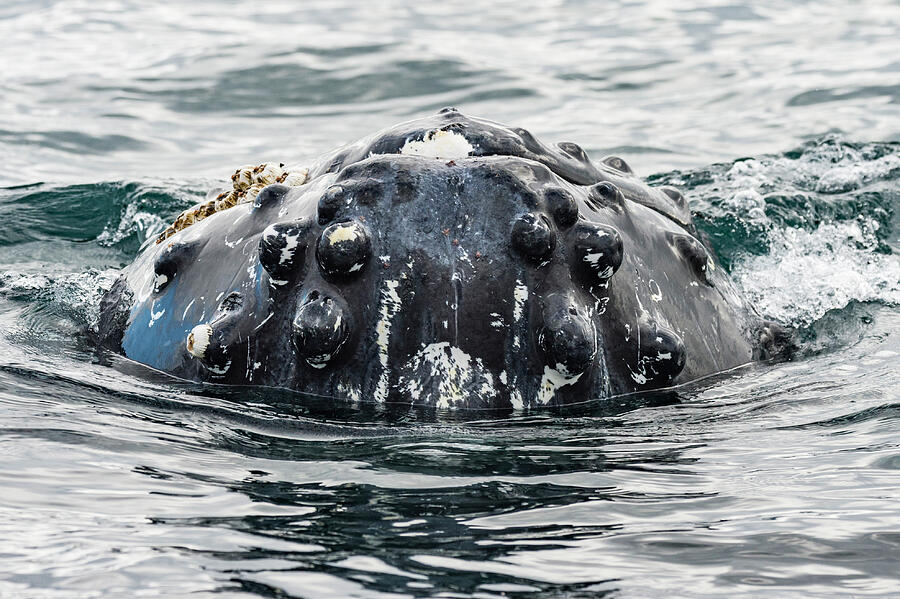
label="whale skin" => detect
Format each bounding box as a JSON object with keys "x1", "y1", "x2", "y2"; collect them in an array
[{"x1": 95, "y1": 109, "x2": 791, "y2": 410}]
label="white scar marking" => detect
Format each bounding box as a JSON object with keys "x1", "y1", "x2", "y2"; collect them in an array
[
  {"x1": 181, "y1": 298, "x2": 196, "y2": 320},
  {"x1": 328, "y1": 225, "x2": 359, "y2": 245},
  {"x1": 400, "y1": 130, "x2": 474, "y2": 159},
  {"x1": 537, "y1": 366, "x2": 583, "y2": 405},
  {"x1": 649, "y1": 279, "x2": 662, "y2": 302},
  {"x1": 148, "y1": 303, "x2": 165, "y2": 328},
  {"x1": 401, "y1": 342, "x2": 496, "y2": 409},
  {"x1": 253, "y1": 312, "x2": 274, "y2": 332},
  {"x1": 513, "y1": 281, "x2": 528, "y2": 349},
  {"x1": 374, "y1": 280, "x2": 402, "y2": 402}
]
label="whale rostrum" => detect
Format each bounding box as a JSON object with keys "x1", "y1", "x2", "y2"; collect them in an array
[{"x1": 95, "y1": 110, "x2": 792, "y2": 409}]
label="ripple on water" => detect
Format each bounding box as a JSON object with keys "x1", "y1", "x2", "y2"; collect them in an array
[{"x1": 0, "y1": 0, "x2": 899, "y2": 597}]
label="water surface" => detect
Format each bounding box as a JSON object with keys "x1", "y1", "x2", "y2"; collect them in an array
[{"x1": 1, "y1": 1, "x2": 899, "y2": 597}]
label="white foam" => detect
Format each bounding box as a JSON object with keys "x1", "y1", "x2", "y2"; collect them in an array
[{"x1": 733, "y1": 220, "x2": 900, "y2": 327}]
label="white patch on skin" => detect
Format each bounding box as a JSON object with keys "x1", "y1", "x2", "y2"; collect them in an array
[
  {"x1": 253, "y1": 312, "x2": 274, "y2": 332},
  {"x1": 400, "y1": 130, "x2": 474, "y2": 159},
  {"x1": 337, "y1": 381, "x2": 361, "y2": 402},
  {"x1": 187, "y1": 324, "x2": 213, "y2": 358},
  {"x1": 649, "y1": 279, "x2": 662, "y2": 302},
  {"x1": 583, "y1": 252, "x2": 604, "y2": 266},
  {"x1": 182, "y1": 298, "x2": 196, "y2": 320},
  {"x1": 280, "y1": 233, "x2": 299, "y2": 264},
  {"x1": 401, "y1": 342, "x2": 496, "y2": 409},
  {"x1": 328, "y1": 224, "x2": 359, "y2": 245},
  {"x1": 348, "y1": 262, "x2": 363, "y2": 272},
  {"x1": 457, "y1": 246, "x2": 472, "y2": 267},
  {"x1": 583, "y1": 248, "x2": 613, "y2": 279},
  {"x1": 148, "y1": 303, "x2": 165, "y2": 328},
  {"x1": 513, "y1": 282, "x2": 528, "y2": 320},
  {"x1": 153, "y1": 273, "x2": 168, "y2": 292},
  {"x1": 513, "y1": 281, "x2": 528, "y2": 349},
  {"x1": 630, "y1": 369, "x2": 647, "y2": 385},
  {"x1": 537, "y1": 366, "x2": 583, "y2": 405},
  {"x1": 374, "y1": 280, "x2": 402, "y2": 402},
  {"x1": 206, "y1": 360, "x2": 231, "y2": 375},
  {"x1": 259, "y1": 226, "x2": 300, "y2": 266},
  {"x1": 224, "y1": 236, "x2": 245, "y2": 248},
  {"x1": 511, "y1": 388, "x2": 524, "y2": 410}
]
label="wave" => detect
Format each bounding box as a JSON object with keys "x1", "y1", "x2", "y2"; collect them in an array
[
  {"x1": 651, "y1": 136, "x2": 900, "y2": 333},
  {"x1": 0, "y1": 180, "x2": 205, "y2": 258}
]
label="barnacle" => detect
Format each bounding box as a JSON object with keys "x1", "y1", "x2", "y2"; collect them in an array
[{"x1": 155, "y1": 163, "x2": 309, "y2": 243}]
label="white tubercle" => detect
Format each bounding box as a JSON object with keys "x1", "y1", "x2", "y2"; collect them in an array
[
  {"x1": 400, "y1": 130, "x2": 474, "y2": 159},
  {"x1": 187, "y1": 324, "x2": 213, "y2": 358}
]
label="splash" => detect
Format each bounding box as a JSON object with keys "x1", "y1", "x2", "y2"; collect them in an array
[
  {"x1": 0, "y1": 268, "x2": 119, "y2": 327},
  {"x1": 733, "y1": 220, "x2": 900, "y2": 327},
  {"x1": 653, "y1": 136, "x2": 900, "y2": 329}
]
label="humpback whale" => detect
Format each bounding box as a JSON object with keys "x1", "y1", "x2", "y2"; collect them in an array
[{"x1": 95, "y1": 109, "x2": 791, "y2": 409}]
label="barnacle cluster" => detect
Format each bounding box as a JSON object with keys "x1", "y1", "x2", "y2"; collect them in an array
[{"x1": 155, "y1": 162, "x2": 309, "y2": 243}]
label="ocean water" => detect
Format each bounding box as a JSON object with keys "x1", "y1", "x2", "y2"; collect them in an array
[{"x1": 1, "y1": 1, "x2": 899, "y2": 597}]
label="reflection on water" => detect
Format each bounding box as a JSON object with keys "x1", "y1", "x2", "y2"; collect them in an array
[
  {"x1": 1, "y1": 309, "x2": 898, "y2": 597},
  {"x1": 1, "y1": 0, "x2": 900, "y2": 597}
]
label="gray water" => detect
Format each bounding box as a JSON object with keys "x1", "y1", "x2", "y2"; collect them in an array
[{"x1": 1, "y1": 1, "x2": 900, "y2": 597}]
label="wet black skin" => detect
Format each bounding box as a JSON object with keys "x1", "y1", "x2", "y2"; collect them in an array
[{"x1": 95, "y1": 110, "x2": 791, "y2": 409}]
